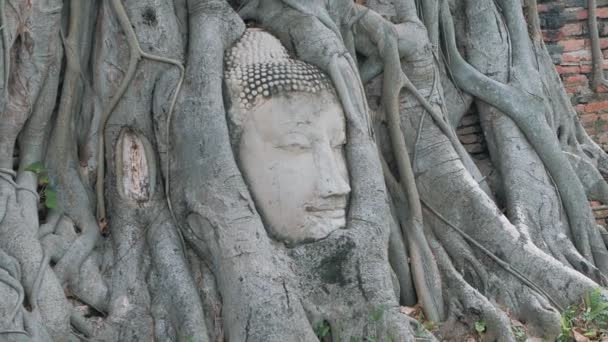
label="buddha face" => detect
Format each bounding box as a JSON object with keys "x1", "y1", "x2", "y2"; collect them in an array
[{"x1": 237, "y1": 90, "x2": 351, "y2": 243}]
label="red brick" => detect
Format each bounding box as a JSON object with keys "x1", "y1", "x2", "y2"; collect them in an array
[
  {"x1": 580, "y1": 60, "x2": 608, "y2": 73},
  {"x1": 565, "y1": 86, "x2": 579, "y2": 94},
  {"x1": 577, "y1": 9, "x2": 588, "y2": 19},
  {"x1": 543, "y1": 30, "x2": 561, "y2": 42},
  {"x1": 585, "y1": 100, "x2": 608, "y2": 112},
  {"x1": 559, "y1": 39, "x2": 586, "y2": 52},
  {"x1": 464, "y1": 143, "x2": 486, "y2": 154},
  {"x1": 560, "y1": 23, "x2": 584, "y2": 37},
  {"x1": 575, "y1": 104, "x2": 586, "y2": 112},
  {"x1": 459, "y1": 134, "x2": 481, "y2": 145},
  {"x1": 598, "y1": 132, "x2": 608, "y2": 144},
  {"x1": 580, "y1": 113, "x2": 600, "y2": 124},
  {"x1": 457, "y1": 125, "x2": 482, "y2": 135},
  {"x1": 459, "y1": 114, "x2": 479, "y2": 127},
  {"x1": 564, "y1": 74, "x2": 589, "y2": 86},
  {"x1": 576, "y1": 8, "x2": 608, "y2": 20},
  {"x1": 596, "y1": 84, "x2": 608, "y2": 93},
  {"x1": 594, "y1": 7, "x2": 608, "y2": 18},
  {"x1": 585, "y1": 126, "x2": 598, "y2": 135},
  {"x1": 595, "y1": 209, "x2": 608, "y2": 219},
  {"x1": 537, "y1": 3, "x2": 552, "y2": 13},
  {"x1": 556, "y1": 65, "x2": 581, "y2": 74},
  {"x1": 562, "y1": 50, "x2": 592, "y2": 63}
]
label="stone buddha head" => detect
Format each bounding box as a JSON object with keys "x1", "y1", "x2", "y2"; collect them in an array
[{"x1": 224, "y1": 29, "x2": 351, "y2": 244}]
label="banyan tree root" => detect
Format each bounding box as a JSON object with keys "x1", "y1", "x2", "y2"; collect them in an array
[
  {"x1": 2, "y1": 0, "x2": 608, "y2": 340},
  {"x1": 587, "y1": 0, "x2": 608, "y2": 89},
  {"x1": 439, "y1": 0, "x2": 608, "y2": 275}
]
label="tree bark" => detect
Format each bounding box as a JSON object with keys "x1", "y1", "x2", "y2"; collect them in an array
[{"x1": 0, "y1": 0, "x2": 607, "y2": 341}]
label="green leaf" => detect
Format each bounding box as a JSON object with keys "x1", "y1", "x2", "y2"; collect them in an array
[
  {"x1": 315, "y1": 321, "x2": 330, "y2": 338},
  {"x1": 475, "y1": 320, "x2": 486, "y2": 334},
  {"x1": 424, "y1": 320, "x2": 438, "y2": 332},
  {"x1": 369, "y1": 305, "x2": 386, "y2": 322},
  {"x1": 584, "y1": 330, "x2": 597, "y2": 338},
  {"x1": 25, "y1": 161, "x2": 45, "y2": 174},
  {"x1": 38, "y1": 173, "x2": 50, "y2": 186},
  {"x1": 44, "y1": 188, "x2": 57, "y2": 209}
]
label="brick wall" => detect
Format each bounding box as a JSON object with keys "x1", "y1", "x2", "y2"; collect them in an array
[{"x1": 540, "y1": 0, "x2": 608, "y2": 150}]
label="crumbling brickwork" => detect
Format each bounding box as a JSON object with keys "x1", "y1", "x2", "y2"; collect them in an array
[{"x1": 540, "y1": 0, "x2": 608, "y2": 150}]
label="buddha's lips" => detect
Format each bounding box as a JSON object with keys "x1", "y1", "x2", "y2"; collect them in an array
[
  {"x1": 311, "y1": 210, "x2": 344, "y2": 220},
  {"x1": 305, "y1": 201, "x2": 347, "y2": 214},
  {"x1": 306, "y1": 205, "x2": 346, "y2": 219}
]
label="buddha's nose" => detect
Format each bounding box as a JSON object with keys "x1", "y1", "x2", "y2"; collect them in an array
[{"x1": 316, "y1": 144, "x2": 351, "y2": 198}]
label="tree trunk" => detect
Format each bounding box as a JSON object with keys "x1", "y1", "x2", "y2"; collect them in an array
[{"x1": 0, "y1": 0, "x2": 607, "y2": 341}]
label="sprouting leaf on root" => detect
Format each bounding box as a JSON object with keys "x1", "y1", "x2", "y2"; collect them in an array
[
  {"x1": 423, "y1": 320, "x2": 438, "y2": 332},
  {"x1": 38, "y1": 173, "x2": 50, "y2": 186},
  {"x1": 475, "y1": 320, "x2": 486, "y2": 334},
  {"x1": 510, "y1": 321, "x2": 526, "y2": 342},
  {"x1": 25, "y1": 161, "x2": 45, "y2": 174},
  {"x1": 44, "y1": 188, "x2": 57, "y2": 209},
  {"x1": 370, "y1": 305, "x2": 387, "y2": 322},
  {"x1": 315, "y1": 321, "x2": 330, "y2": 338},
  {"x1": 585, "y1": 288, "x2": 608, "y2": 322}
]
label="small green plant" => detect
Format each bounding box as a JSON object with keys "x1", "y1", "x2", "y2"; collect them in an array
[
  {"x1": 474, "y1": 320, "x2": 486, "y2": 335},
  {"x1": 422, "y1": 320, "x2": 438, "y2": 332},
  {"x1": 315, "y1": 320, "x2": 331, "y2": 339},
  {"x1": 414, "y1": 320, "x2": 425, "y2": 338},
  {"x1": 25, "y1": 161, "x2": 57, "y2": 209},
  {"x1": 557, "y1": 288, "x2": 608, "y2": 341},
  {"x1": 511, "y1": 324, "x2": 526, "y2": 342},
  {"x1": 369, "y1": 305, "x2": 387, "y2": 322},
  {"x1": 584, "y1": 287, "x2": 608, "y2": 322}
]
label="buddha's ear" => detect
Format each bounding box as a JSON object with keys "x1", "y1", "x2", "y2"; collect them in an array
[{"x1": 222, "y1": 80, "x2": 246, "y2": 148}]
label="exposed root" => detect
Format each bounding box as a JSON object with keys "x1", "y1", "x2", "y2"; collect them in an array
[
  {"x1": 432, "y1": 239, "x2": 514, "y2": 342},
  {"x1": 587, "y1": 0, "x2": 608, "y2": 89},
  {"x1": 439, "y1": 0, "x2": 608, "y2": 274},
  {"x1": 0, "y1": 0, "x2": 9, "y2": 99},
  {"x1": 98, "y1": 0, "x2": 185, "y2": 225},
  {"x1": 421, "y1": 196, "x2": 562, "y2": 311},
  {"x1": 0, "y1": 249, "x2": 24, "y2": 325},
  {"x1": 355, "y1": 6, "x2": 444, "y2": 322},
  {"x1": 30, "y1": 251, "x2": 49, "y2": 311},
  {"x1": 380, "y1": 153, "x2": 444, "y2": 322}
]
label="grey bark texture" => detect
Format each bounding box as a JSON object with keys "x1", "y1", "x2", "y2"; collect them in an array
[{"x1": 0, "y1": 0, "x2": 607, "y2": 341}]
